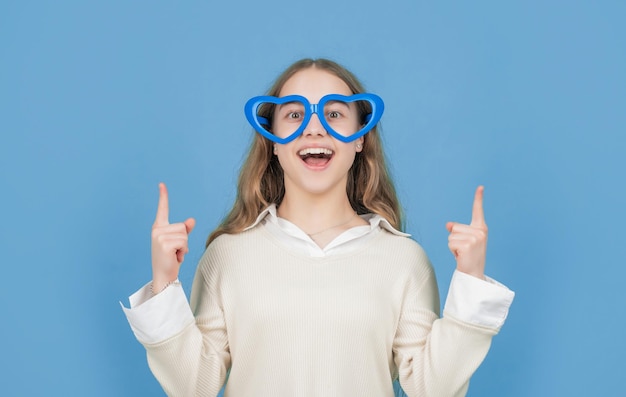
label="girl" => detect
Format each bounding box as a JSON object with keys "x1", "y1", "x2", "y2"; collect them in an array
[{"x1": 123, "y1": 58, "x2": 514, "y2": 397}]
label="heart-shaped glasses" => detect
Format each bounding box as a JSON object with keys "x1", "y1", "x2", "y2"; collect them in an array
[{"x1": 244, "y1": 93, "x2": 384, "y2": 144}]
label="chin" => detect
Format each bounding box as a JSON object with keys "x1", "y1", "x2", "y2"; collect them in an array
[{"x1": 305, "y1": 179, "x2": 350, "y2": 197}]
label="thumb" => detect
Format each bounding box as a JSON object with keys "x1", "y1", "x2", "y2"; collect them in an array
[
  {"x1": 446, "y1": 222, "x2": 456, "y2": 233},
  {"x1": 184, "y1": 218, "x2": 196, "y2": 235}
]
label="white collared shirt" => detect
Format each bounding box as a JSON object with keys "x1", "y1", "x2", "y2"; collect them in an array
[{"x1": 244, "y1": 204, "x2": 410, "y2": 257}]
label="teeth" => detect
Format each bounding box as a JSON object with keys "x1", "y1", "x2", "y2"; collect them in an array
[{"x1": 298, "y1": 148, "x2": 333, "y2": 156}]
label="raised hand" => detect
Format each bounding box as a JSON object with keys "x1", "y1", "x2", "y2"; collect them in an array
[
  {"x1": 446, "y1": 186, "x2": 488, "y2": 280},
  {"x1": 151, "y1": 183, "x2": 195, "y2": 293}
]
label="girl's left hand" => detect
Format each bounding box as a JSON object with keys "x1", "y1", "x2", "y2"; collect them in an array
[{"x1": 446, "y1": 186, "x2": 488, "y2": 280}]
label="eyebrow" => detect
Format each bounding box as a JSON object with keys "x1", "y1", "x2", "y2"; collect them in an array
[
  {"x1": 277, "y1": 101, "x2": 303, "y2": 108},
  {"x1": 324, "y1": 100, "x2": 350, "y2": 107}
]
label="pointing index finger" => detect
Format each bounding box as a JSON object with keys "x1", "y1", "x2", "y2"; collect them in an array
[
  {"x1": 155, "y1": 182, "x2": 169, "y2": 226},
  {"x1": 471, "y1": 185, "x2": 486, "y2": 227}
]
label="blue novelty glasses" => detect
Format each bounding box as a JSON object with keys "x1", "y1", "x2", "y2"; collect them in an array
[{"x1": 244, "y1": 93, "x2": 384, "y2": 144}]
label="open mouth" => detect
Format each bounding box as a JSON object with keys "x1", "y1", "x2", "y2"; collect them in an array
[{"x1": 298, "y1": 147, "x2": 334, "y2": 167}]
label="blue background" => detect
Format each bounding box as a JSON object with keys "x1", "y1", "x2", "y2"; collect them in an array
[{"x1": 2, "y1": 1, "x2": 625, "y2": 396}]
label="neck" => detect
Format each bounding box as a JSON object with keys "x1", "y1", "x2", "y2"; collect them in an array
[{"x1": 277, "y1": 191, "x2": 359, "y2": 236}]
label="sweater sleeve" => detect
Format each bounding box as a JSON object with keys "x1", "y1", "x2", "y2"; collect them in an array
[
  {"x1": 393, "y1": 252, "x2": 513, "y2": 397},
  {"x1": 140, "y1": 254, "x2": 230, "y2": 397}
]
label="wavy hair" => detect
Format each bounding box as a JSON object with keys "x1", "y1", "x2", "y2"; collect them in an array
[{"x1": 206, "y1": 58, "x2": 403, "y2": 246}]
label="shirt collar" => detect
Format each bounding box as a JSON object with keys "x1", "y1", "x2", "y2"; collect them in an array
[{"x1": 244, "y1": 203, "x2": 410, "y2": 237}]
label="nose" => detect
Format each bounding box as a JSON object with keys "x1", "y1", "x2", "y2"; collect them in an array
[{"x1": 304, "y1": 111, "x2": 327, "y2": 137}]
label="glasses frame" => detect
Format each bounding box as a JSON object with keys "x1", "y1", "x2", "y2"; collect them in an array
[{"x1": 244, "y1": 93, "x2": 384, "y2": 144}]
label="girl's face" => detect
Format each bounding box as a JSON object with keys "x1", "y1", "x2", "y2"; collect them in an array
[{"x1": 273, "y1": 67, "x2": 363, "y2": 199}]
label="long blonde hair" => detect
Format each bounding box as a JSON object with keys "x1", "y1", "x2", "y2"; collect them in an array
[{"x1": 206, "y1": 58, "x2": 403, "y2": 246}]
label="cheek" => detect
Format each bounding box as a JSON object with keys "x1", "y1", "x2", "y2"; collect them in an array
[
  {"x1": 272, "y1": 116, "x2": 305, "y2": 139},
  {"x1": 274, "y1": 145, "x2": 294, "y2": 165},
  {"x1": 337, "y1": 146, "x2": 358, "y2": 165}
]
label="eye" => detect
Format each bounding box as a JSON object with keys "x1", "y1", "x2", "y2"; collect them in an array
[
  {"x1": 327, "y1": 110, "x2": 341, "y2": 119},
  {"x1": 288, "y1": 112, "x2": 303, "y2": 119},
  {"x1": 324, "y1": 101, "x2": 350, "y2": 120}
]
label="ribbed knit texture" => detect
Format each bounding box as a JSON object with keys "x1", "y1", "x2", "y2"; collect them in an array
[{"x1": 143, "y1": 225, "x2": 498, "y2": 397}]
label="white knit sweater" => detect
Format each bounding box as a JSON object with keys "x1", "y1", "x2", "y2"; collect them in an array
[{"x1": 134, "y1": 224, "x2": 510, "y2": 397}]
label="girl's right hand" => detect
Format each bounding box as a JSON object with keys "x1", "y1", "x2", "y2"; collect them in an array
[{"x1": 151, "y1": 183, "x2": 195, "y2": 293}]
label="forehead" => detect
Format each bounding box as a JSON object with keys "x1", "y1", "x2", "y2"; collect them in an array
[{"x1": 278, "y1": 68, "x2": 352, "y2": 103}]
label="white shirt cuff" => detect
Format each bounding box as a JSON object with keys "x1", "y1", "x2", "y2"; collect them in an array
[
  {"x1": 443, "y1": 270, "x2": 515, "y2": 330},
  {"x1": 120, "y1": 281, "x2": 195, "y2": 345}
]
